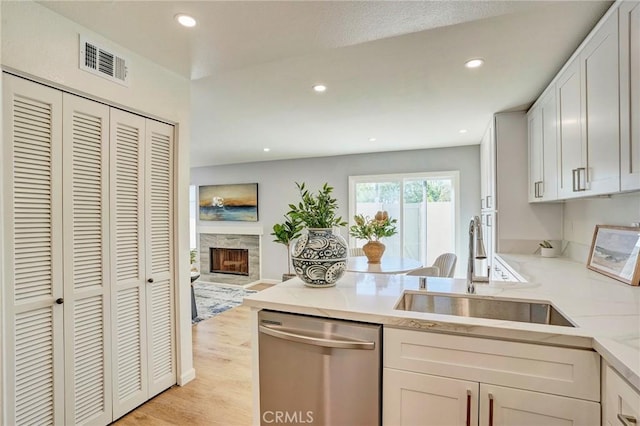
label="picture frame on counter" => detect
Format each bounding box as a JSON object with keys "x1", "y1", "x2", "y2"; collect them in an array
[{"x1": 587, "y1": 225, "x2": 640, "y2": 286}]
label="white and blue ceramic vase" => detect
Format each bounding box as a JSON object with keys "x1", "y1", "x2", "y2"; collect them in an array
[{"x1": 291, "y1": 228, "x2": 348, "y2": 287}]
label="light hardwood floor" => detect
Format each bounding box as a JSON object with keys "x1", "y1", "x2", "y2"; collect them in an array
[{"x1": 114, "y1": 283, "x2": 272, "y2": 425}]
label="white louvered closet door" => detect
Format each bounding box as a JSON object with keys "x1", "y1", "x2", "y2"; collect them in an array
[
  {"x1": 2, "y1": 74, "x2": 65, "y2": 425},
  {"x1": 62, "y1": 94, "x2": 112, "y2": 426},
  {"x1": 109, "y1": 109, "x2": 149, "y2": 419},
  {"x1": 144, "y1": 120, "x2": 176, "y2": 397}
]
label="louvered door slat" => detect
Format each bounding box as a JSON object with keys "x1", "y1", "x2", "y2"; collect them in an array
[
  {"x1": 116, "y1": 287, "x2": 143, "y2": 401},
  {"x1": 3, "y1": 74, "x2": 64, "y2": 426},
  {"x1": 110, "y1": 109, "x2": 148, "y2": 420},
  {"x1": 13, "y1": 90, "x2": 54, "y2": 303},
  {"x1": 14, "y1": 307, "x2": 56, "y2": 425},
  {"x1": 145, "y1": 120, "x2": 176, "y2": 397},
  {"x1": 62, "y1": 93, "x2": 112, "y2": 426}
]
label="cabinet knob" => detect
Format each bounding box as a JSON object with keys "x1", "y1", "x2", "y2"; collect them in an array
[
  {"x1": 55, "y1": 298, "x2": 64, "y2": 305},
  {"x1": 147, "y1": 278, "x2": 154, "y2": 283}
]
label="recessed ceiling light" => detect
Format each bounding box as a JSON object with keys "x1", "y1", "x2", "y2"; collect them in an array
[
  {"x1": 459, "y1": 129, "x2": 468, "y2": 134},
  {"x1": 263, "y1": 148, "x2": 271, "y2": 152},
  {"x1": 312, "y1": 84, "x2": 327, "y2": 93},
  {"x1": 175, "y1": 14, "x2": 197, "y2": 28},
  {"x1": 464, "y1": 58, "x2": 484, "y2": 69},
  {"x1": 369, "y1": 137, "x2": 377, "y2": 142}
]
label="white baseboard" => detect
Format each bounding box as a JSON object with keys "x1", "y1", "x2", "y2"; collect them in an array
[{"x1": 178, "y1": 368, "x2": 196, "y2": 386}]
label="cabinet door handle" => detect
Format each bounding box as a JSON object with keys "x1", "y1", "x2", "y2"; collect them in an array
[
  {"x1": 55, "y1": 298, "x2": 64, "y2": 305},
  {"x1": 618, "y1": 414, "x2": 637, "y2": 426},
  {"x1": 486, "y1": 195, "x2": 492, "y2": 209},
  {"x1": 481, "y1": 198, "x2": 485, "y2": 209},
  {"x1": 538, "y1": 181, "x2": 544, "y2": 198},
  {"x1": 572, "y1": 169, "x2": 578, "y2": 192},
  {"x1": 147, "y1": 278, "x2": 154, "y2": 283},
  {"x1": 577, "y1": 167, "x2": 586, "y2": 191},
  {"x1": 488, "y1": 393, "x2": 494, "y2": 426},
  {"x1": 487, "y1": 215, "x2": 492, "y2": 227},
  {"x1": 466, "y1": 390, "x2": 472, "y2": 426}
]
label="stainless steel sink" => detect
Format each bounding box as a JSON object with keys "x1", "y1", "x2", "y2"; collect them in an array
[{"x1": 395, "y1": 291, "x2": 574, "y2": 327}]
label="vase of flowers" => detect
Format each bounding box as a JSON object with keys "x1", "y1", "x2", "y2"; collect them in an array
[
  {"x1": 349, "y1": 211, "x2": 398, "y2": 264},
  {"x1": 288, "y1": 182, "x2": 348, "y2": 287}
]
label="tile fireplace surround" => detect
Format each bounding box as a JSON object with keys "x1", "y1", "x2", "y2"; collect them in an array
[{"x1": 199, "y1": 233, "x2": 260, "y2": 285}]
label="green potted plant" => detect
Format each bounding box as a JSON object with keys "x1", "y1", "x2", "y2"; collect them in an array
[
  {"x1": 190, "y1": 248, "x2": 199, "y2": 272},
  {"x1": 271, "y1": 215, "x2": 303, "y2": 281},
  {"x1": 287, "y1": 182, "x2": 348, "y2": 287},
  {"x1": 349, "y1": 211, "x2": 398, "y2": 263}
]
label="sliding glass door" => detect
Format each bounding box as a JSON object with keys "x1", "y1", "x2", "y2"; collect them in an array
[{"x1": 349, "y1": 172, "x2": 458, "y2": 267}]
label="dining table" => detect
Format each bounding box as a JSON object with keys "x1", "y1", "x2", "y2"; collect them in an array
[{"x1": 346, "y1": 256, "x2": 422, "y2": 274}]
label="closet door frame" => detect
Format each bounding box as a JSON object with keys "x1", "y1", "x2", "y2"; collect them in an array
[{"x1": 1, "y1": 72, "x2": 182, "y2": 424}]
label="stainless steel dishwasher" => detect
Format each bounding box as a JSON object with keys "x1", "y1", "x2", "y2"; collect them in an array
[{"x1": 258, "y1": 310, "x2": 381, "y2": 426}]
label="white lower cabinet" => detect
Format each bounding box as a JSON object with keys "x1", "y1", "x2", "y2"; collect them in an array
[
  {"x1": 603, "y1": 364, "x2": 640, "y2": 426},
  {"x1": 384, "y1": 369, "x2": 478, "y2": 426},
  {"x1": 479, "y1": 384, "x2": 599, "y2": 426},
  {"x1": 383, "y1": 328, "x2": 601, "y2": 426}
]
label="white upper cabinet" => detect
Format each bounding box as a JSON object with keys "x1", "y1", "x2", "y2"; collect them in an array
[
  {"x1": 528, "y1": 105, "x2": 543, "y2": 202},
  {"x1": 557, "y1": 7, "x2": 620, "y2": 199},
  {"x1": 581, "y1": 11, "x2": 620, "y2": 195},
  {"x1": 545, "y1": 7, "x2": 624, "y2": 200},
  {"x1": 528, "y1": 86, "x2": 558, "y2": 202},
  {"x1": 557, "y1": 56, "x2": 583, "y2": 199},
  {"x1": 480, "y1": 123, "x2": 495, "y2": 210},
  {"x1": 620, "y1": 1, "x2": 640, "y2": 191}
]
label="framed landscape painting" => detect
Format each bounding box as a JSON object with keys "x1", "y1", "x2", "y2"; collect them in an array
[
  {"x1": 199, "y1": 183, "x2": 258, "y2": 222},
  {"x1": 587, "y1": 225, "x2": 640, "y2": 286}
]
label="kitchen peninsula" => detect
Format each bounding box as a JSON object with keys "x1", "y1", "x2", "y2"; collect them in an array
[{"x1": 244, "y1": 254, "x2": 640, "y2": 425}]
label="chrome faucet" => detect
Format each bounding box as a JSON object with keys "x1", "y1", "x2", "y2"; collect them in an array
[{"x1": 467, "y1": 216, "x2": 489, "y2": 293}]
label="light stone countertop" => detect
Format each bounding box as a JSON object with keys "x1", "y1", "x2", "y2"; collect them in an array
[{"x1": 244, "y1": 254, "x2": 640, "y2": 390}]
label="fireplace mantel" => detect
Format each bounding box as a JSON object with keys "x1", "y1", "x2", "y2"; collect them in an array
[{"x1": 197, "y1": 224, "x2": 264, "y2": 236}]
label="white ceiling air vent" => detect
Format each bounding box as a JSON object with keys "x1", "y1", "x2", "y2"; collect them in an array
[{"x1": 79, "y1": 35, "x2": 129, "y2": 86}]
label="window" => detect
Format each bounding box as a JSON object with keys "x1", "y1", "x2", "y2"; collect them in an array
[{"x1": 348, "y1": 172, "x2": 459, "y2": 268}]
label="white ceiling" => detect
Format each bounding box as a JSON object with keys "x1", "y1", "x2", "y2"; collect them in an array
[{"x1": 40, "y1": 1, "x2": 612, "y2": 167}]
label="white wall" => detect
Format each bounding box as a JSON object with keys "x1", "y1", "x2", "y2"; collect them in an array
[
  {"x1": 191, "y1": 145, "x2": 480, "y2": 280},
  {"x1": 563, "y1": 192, "x2": 640, "y2": 262},
  {"x1": 0, "y1": 0, "x2": 194, "y2": 391}
]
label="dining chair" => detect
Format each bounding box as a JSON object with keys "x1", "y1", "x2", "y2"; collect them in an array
[
  {"x1": 406, "y1": 266, "x2": 440, "y2": 277},
  {"x1": 432, "y1": 253, "x2": 457, "y2": 277},
  {"x1": 349, "y1": 247, "x2": 364, "y2": 257}
]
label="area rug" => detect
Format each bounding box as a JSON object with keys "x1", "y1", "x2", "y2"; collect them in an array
[{"x1": 192, "y1": 281, "x2": 257, "y2": 323}]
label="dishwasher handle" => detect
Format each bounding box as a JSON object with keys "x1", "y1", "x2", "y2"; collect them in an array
[{"x1": 259, "y1": 324, "x2": 376, "y2": 350}]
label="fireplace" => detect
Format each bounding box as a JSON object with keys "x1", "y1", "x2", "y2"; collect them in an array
[
  {"x1": 200, "y1": 233, "x2": 260, "y2": 285},
  {"x1": 210, "y1": 247, "x2": 249, "y2": 276}
]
